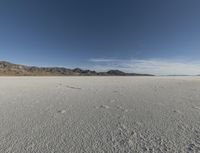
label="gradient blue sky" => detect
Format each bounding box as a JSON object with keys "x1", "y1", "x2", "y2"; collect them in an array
[{"x1": 1, "y1": 0, "x2": 200, "y2": 75}]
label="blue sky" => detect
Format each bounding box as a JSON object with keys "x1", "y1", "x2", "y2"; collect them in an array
[{"x1": 0, "y1": 0, "x2": 200, "y2": 75}]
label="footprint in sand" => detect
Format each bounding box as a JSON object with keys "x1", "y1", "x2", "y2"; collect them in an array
[
  {"x1": 192, "y1": 106, "x2": 200, "y2": 110},
  {"x1": 173, "y1": 109, "x2": 182, "y2": 114},
  {"x1": 57, "y1": 109, "x2": 67, "y2": 114},
  {"x1": 187, "y1": 143, "x2": 196, "y2": 152},
  {"x1": 99, "y1": 105, "x2": 110, "y2": 109},
  {"x1": 66, "y1": 85, "x2": 82, "y2": 90},
  {"x1": 95, "y1": 105, "x2": 110, "y2": 109}
]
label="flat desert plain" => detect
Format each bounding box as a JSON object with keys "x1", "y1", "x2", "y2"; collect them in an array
[{"x1": 0, "y1": 77, "x2": 200, "y2": 153}]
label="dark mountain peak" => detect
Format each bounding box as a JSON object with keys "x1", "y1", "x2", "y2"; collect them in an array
[
  {"x1": 107, "y1": 70, "x2": 126, "y2": 75},
  {"x1": 73, "y1": 68, "x2": 82, "y2": 73}
]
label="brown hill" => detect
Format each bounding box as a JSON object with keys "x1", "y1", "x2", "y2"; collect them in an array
[{"x1": 0, "y1": 61, "x2": 154, "y2": 76}]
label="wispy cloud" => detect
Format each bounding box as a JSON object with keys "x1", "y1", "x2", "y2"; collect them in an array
[
  {"x1": 88, "y1": 58, "x2": 200, "y2": 75},
  {"x1": 89, "y1": 58, "x2": 122, "y2": 62}
]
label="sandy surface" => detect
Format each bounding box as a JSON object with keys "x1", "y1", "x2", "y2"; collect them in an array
[{"x1": 0, "y1": 77, "x2": 200, "y2": 153}]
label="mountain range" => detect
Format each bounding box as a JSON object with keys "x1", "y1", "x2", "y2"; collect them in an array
[{"x1": 0, "y1": 61, "x2": 154, "y2": 76}]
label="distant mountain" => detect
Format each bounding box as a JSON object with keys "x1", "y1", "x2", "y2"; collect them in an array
[{"x1": 0, "y1": 61, "x2": 154, "y2": 76}]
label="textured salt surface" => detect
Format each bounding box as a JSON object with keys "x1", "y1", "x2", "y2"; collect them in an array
[{"x1": 0, "y1": 76, "x2": 200, "y2": 152}]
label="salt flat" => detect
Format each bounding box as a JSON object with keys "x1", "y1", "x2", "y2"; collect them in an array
[{"x1": 0, "y1": 77, "x2": 200, "y2": 153}]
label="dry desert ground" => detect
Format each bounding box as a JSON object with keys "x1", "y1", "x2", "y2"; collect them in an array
[{"x1": 0, "y1": 77, "x2": 200, "y2": 153}]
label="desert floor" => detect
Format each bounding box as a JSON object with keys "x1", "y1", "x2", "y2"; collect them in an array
[{"x1": 0, "y1": 77, "x2": 200, "y2": 153}]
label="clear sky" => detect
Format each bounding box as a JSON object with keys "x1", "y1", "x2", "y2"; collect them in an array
[{"x1": 1, "y1": 0, "x2": 200, "y2": 75}]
